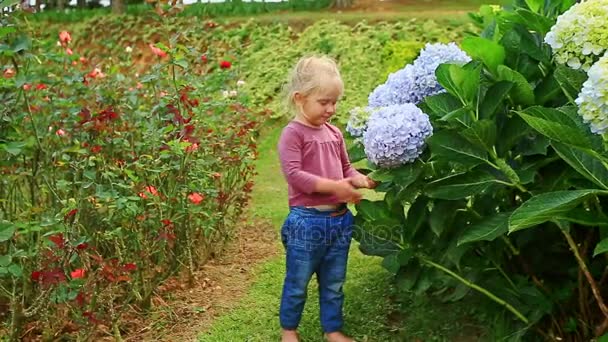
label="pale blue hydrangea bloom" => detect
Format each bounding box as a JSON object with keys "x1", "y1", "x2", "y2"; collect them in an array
[
  {"x1": 575, "y1": 54, "x2": 608, "y2": 134},
  {"x1": 545, "y1": 0, "x2": 608, "y2": 71},
  {"x1": 368, "y1": 42, "x2": 471, "y2": 107},
  {"x1": 363, "y1": 103, "x2": 433, "y2": 168},
  {"x1": 346, "y1": 106, "x2": 374, "y2": 138},
  {"x1": 413, "y1": 42, "x2": 472, "y2": 75}
]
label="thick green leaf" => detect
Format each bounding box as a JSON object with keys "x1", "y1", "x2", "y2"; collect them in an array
[
  {"x1": 11, "y1": 35, "x2": 31, "y2": 53},
  {"x1": 497, "y1": 65, "x2": 535, "y2": 105},
  {"x1": 534, "y1": 73, "x2": 563, "y2": 105},
  {"x1": 0, "y1": 0, "x2": 20, "y2": 7},
  {"x1": 552, "y1": 142, "x2": 608, "y2": 190},
  {"x1": 356, "y1": 199, "x2": 398, "y2": 224},
  {"x1": 425, "y1": 171, "x2": 501, "y2": 200},
  {"x1": 404, "y1": 196, "x2": 429, "y2": 241},
  {"x1": 458, "y1": 212, "x2": 510, "y2": 245},
  {"x1": 381, "y1": 253, "x2": 401, "y2": 274},
  {"x1": 516, "y1": 106, "x2": 591, "y2": 148},
  {"x1": 0, "y1": 255, "x2": 10, "y2": 267},
  {"x1": 1, "y1": 141, "x2": 27, "y2": 156},
  {"x1": 557, "y1": 208, "x2": 608, "y2": 227},
  {"x1": 347, "y1": 142, "x2": 366, "y2": 163},
  {"x1": 368, "y1": 162, "x2": 422, "y2": 189},
  {"x1": 0, "y1": 27, "x2": 16, "y2": 39},
  {"x1": 428, "y1": 131, "x2": 488, "y2": 168},
  {"x1": 524, "y1": 0, "x2": 543, "y2": 13},
  {"x1": 429, "y1": 200, "x2": 464, "y2": 237},
  {"x1": 593, "y1": 238, "x2": 608, "y2": 257},
  {"x1": 424, "y1": 92, "x2": 462, "y2": 117},
  {"x1": 516, "y1": 133, "x2": 550, "y2": 156},
  {"x1": 392, "y1": 163, "x2": 423, "y2": 188},
  {"x1": 353, "y1": 225, "x2": 401, "y2": 257},
  {"x1": 554, "y1": 64, "x2": 587, "y2": 104},
  {"x1": 173, "y1": 59, "x2": 189, "y2": 69},
  {"x1": 560, "y1": 0, "x2": 577, "y2": 12},
  {"x1": 439, "y1": 107, "x2": 473, "y2": 127},
  {"x1": 396, "y1": 261, "x2": 422, "y2": 291},
  {"x1": 8, "y1": 264, "x2": 22, "y2": 277},
  {"x1": 0, "y1": 221, "x2": 16, "y2": 242},
  {"x1": 384, "y1": 186, "x2": 406, "y2": 221},
  {"x1": 480, "y1": 81, "x2": 513, "y2": 119},
  {"x1": 509, "y1": 190, "x2": 607, "y2": 232},
  {"x1": 462, "y1": 37, "x2": 505, "y2": 74},
  {"x1": 514, "y1": 9, "x2": 554, "y2": 35},
  {"x1": 435, "y1": 63, "x2": 481, "y2": 106},
  {"x1": 461, "y1": 120, "x2": 497, "y2": 152},
  {"x1": 497, "y1": 115, "x2": 530, "y2": 156}
]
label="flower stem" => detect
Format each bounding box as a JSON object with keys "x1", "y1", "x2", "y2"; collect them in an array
[
  {"x1": 419, "y1": 256, "x2": 529, "y2": 324},
  {"x1": 561, "y1": 229, "x2": 608, "y2": 320}
]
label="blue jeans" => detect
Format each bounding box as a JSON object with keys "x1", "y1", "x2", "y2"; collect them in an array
[{"x1": 279, "y1": 205, "x2": 354, "y2": 333}]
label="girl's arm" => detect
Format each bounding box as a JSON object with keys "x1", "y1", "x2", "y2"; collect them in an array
[{"x1": 338, "y1": 134, "x2": 377, "y2": 189}]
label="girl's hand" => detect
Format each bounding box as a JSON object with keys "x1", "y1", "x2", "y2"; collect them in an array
[
  {"x1": 350, "y1": 175, "x2": 377, "y2": 189},
  {"x1": 333, "y1": 179, "x2": 363, "y2": 203}
]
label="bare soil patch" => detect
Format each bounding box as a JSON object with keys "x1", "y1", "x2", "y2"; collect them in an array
[{"x1": 123, "y1": 217, "x2": 281, "y2": 342}]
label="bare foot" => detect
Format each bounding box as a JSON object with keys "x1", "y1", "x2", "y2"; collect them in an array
[
  {"x1": 282, "y1": 329, "x2": 300, "y2": 342},
  {"x1": 324, "y1": 331, "x2": 356, "y2": 342}
]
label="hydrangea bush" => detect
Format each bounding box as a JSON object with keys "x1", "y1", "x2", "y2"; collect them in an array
[
  {"x1": 368, "y1": 42, "x2": 470, "y2": 107},
  {"x1": 576, "y1": 54, "x2": 608, "y2": 134},
  {"x1": 544, "y1": 0, "x2": 608, "y2": 70},
  {"x1": 362, "y1": 104, "x2": 432, "y2": 168},
  {"x1": 349, "y1": 0, "x2": 608, "y2": 339}
]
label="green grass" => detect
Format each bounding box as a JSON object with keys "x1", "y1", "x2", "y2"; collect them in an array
[
  {"x1": 198, "y1": 247, "x2": 397, "y2": 341},
  {"x1": 249, "y1": 120, "x2": 290, "y2": 229}
]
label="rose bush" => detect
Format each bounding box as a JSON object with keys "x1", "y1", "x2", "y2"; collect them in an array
[{"x1": 0, "y1": 14, "x2": 261, "y2": 340}]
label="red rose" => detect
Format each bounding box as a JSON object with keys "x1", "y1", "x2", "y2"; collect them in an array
[
  {"x1": 71, "y1": 268, "x2": 86, "y2": 279},
  {"x1": 188, "y1": 192, "x2": 204, "y2": 204}
]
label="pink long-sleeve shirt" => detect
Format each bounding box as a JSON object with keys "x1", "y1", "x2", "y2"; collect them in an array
[{"x1": 278, "y1": 120, "x2": 362, "y2": 206}]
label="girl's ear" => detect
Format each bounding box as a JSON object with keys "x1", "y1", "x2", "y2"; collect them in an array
[{"x1": 293, "y1": 92, "x2": 304, "y2": 104}]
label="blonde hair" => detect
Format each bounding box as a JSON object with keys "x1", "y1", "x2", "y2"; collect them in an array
[{"x1": 283, "y1": 55, "x2": 344, "y2": 113}]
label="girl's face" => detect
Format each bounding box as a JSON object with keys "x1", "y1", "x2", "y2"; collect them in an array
[{"x1": 294, "y1": 83, "x2": 342, "y2": 127}]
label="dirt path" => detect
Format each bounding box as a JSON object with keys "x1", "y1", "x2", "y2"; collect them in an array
[{"x1": 126, "y1": 217, "x2": 281, "y2": 341}]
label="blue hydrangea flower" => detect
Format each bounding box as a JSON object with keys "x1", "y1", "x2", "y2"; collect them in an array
[
  {"x1": 368, "y1": 43, "x2": 470, "y2": 108},
  {"x1": 346, "y1": 107, "x2": 374, "y2": 138},
  {"x1": 413, "y1": 42, "x2": 471, "y2": 75},
  {"x1": 363, "y1": 103, "x2": 433, "y2": 168}
]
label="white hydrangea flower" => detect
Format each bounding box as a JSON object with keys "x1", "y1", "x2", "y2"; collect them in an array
[
  {"x1": 545, "y1": 0, "x2": 608, "y2": 71},
  {"x1": 575, "y1": 54, "x2": 608, "y2": 134},
  {"x1": 346, "y1": 106, "x2": 374, "y2": 138}
]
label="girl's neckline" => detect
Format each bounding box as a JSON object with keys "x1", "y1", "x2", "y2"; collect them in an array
[{"x1": 291, "y1": 119, "x2": 325, "y2": 130}]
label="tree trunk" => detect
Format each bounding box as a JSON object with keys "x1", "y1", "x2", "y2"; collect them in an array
[
  {"x1": 56, "y1": 0, "x2": 64, "y2": 11},
  {"x1": 111, "y1": 0, "x2": 125, "y2": 14},
  {"x1": 77, "y1": 0, "x2": 85, "y2": 9}
]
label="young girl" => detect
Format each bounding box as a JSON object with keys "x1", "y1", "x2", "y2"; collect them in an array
[{"x1": 277, "y1": 55, "x2": 376, "y2": 342}]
